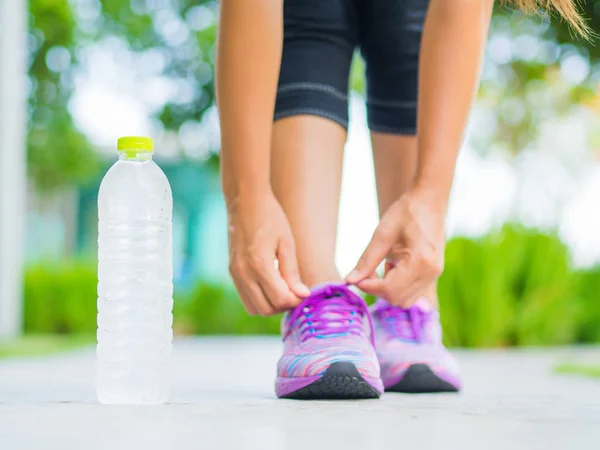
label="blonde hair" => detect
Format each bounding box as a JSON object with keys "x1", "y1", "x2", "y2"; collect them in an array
[{"x1": 507, "y1": 0, "x2": 591, "y2": 38}]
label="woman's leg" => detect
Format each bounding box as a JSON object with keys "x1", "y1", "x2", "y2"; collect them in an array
[
  {"x1": 371, "y1": 133, "x2": 417, "y2": 220},
  {"x1": 370, "y1": 134, "x2": 438, "y2": 307},
  {"x1": 271, "y1": 116, "x2": 346, "y2": 288},
  {"x1": 271, "y1": 0, "x2": 384, "y2": 400},
  {"x1": 361, "y1": 0, "x2": 437, "y2": 306}
]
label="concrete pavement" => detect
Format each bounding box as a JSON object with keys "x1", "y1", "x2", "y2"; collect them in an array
[{"x1": 1, "y1": 337, "x2": 599, "y2": 450}]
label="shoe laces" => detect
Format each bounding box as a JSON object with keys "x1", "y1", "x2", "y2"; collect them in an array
[
  {"x1": 287, "y1": 284, "x2": 374, "y2": 345},
  {"x1": 377, "y1": 303, "x2": 432, "y2": 343}
]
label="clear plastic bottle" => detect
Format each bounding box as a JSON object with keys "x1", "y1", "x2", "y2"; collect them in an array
[{"x1": 97, "y1": 136, "x2": 173, "y2": 405}]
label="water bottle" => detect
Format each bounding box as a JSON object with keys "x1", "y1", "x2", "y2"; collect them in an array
[{"x1": 97, "y1": 136, "x2": 173, "y2": 405}]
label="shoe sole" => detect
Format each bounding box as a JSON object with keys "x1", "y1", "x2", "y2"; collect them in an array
[
  {"x1": 277, "y1": 362, "x2": 383, "y2": 400},
  {"x1": 386, "y1": 363, "x2": 460, "y2": 393}
]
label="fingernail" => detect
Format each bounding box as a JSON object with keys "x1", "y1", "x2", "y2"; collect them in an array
[
  {"x1": 345, "y1": 270, "x2": 360, "y2": 283},
  {"x1": 294, "y1": 283, "x2": 311, "y2": 296}
]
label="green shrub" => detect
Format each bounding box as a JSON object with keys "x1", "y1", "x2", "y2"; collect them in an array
[
  {"x1": 439, "y1": 225, "x2": 581, "y2": 347},
  {"x1": 22, "y1": 263, "x2": 281, "y2": 336},
  {"x1": 175, "y1": 282, "x2": 281, "y2": 335},
  {"x1": 573, "y1": 267, "x2": 600, "y2": 343},
  {"x1": 439, "y1": 232, "x2": 516, "y2": 347},
  {"x1": 21, "y1": 225, "x2": 600, "y2": 346},
  {"x1": 509, "y1": 228, "x2": 579, "y2": 346},
  {"x1": 24, "y1": 262, "x2": 98, "y2": 334}
]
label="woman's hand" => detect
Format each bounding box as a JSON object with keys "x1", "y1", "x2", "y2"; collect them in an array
[
  {"x1": 346, "y1": 186, "x2": 446, "y2": 307},
  {"x1": 227, "y1": 190, "x2": 310, "y2": 316}
]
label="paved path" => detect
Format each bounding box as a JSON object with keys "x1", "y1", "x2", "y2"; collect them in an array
[{"x1": 1, "y1": 338, "x2": 599, "y2": 450}]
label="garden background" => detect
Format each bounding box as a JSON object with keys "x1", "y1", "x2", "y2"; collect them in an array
[{"x1": 3, "y1": 0, "x2": 600, "y2": 354}]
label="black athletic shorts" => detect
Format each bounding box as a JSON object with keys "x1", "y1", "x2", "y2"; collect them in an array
[{"x1": 274, "y1": 0, "x2": 428, "y2": 135}]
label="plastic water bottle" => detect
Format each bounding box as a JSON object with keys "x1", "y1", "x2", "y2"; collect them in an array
[{"x1": 97, "y1": 136, "x2": 173, "y2": 405}]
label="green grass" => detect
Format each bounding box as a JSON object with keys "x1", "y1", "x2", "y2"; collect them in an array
[
  {"x1": 555, "y1": 363, "x2": 600, "y2": 379},
  {"x1": 0, "y1": 334, "x2": 95, "y2": 359}
]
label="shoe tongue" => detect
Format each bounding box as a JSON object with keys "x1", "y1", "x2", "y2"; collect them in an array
[
  {"x1": 373, "y1": 299, "x2": 429, "y2": 341},
  {"x1": 309, "y1": 281, "x2": 342, "y2": 291},
  {"x1": 397, "y1": 316, "x2": 419, "y2": 341},
  {"x1": 372, "y1": 298, "x2": 390, "y2": 312},
  {"x1": 304, "y1": 283, "x2": 362, "y2": 333},
  {"x1": 373, "y1": 297, "x2": 433, "y2": 312},
  {"x1": 312, "y1": 301, "x2": 353, "y2": 329}
]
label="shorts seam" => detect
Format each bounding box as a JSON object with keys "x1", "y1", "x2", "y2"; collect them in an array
[
  {"x1": 274, "y1": 108, "x2": 348, "y2": 128},
  {"x1": 368, "y1": 123, "x2": 416, "y2": 135},
  {"x1": 285, "y1": 33, "x2": 355, "y2": 52},
  {"x1": 278, "y1": 82, "x2": 348, "y2": 103},
  {"x1": 367, "y1": 97, "x2": 417, "y2": 108}
]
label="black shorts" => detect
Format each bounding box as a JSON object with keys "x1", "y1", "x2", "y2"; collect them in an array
[{"x1": 274, "y1": 0, "x2": 428, "y2": 135}]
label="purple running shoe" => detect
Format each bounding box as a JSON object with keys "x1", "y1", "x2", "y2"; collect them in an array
[
  {"x1": 276, "y1": 283, "x2": 383, "y2": 399},
  {"x1": 371, "y1": 299, "x2": 461, "y2": 393}
]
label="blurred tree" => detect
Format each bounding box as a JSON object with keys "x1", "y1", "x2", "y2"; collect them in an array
[
  {"x1": 475, "y1": 2, "x2": 599, "y2": 154},
  {"x1": 28, "y1": 0, "x2": 99, "y2": 191},
  {"x1": 97, "y1": 0, "x2": 216, "y2": 131},
  {"x1": 28, "y1": 0, "x2": 217, "y2": 192}
]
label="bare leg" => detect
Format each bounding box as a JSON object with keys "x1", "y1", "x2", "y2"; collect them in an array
[
  {"x1": 371, "y1": 132, "x2": 438, "y2": 307},
  {"x1": 271, "y1": 116, "x2": 346, "y2": 288}
]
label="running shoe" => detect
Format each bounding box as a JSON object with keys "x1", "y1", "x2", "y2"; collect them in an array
[
  {"x1": 371, "y1": 299, "x2": 461, "y2": 393},
  {"x1": 276, "y1": 283, "x2": 383, "y2": 399}
]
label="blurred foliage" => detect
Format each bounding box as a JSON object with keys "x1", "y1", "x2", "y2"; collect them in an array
[
  {"x1": 24, "y1": 262, "x2": 98, "y2": 333},
  {"x1": 573, "y1": 267, "x2": 600, "y2": 342},
  {"x1": 28, "y1": 0, "x2": 217, "y2": 191},
  {"x1": 22, "y1": 225, "x2": 600, "y2": 347},
  {"x1": 0, "y1": 334, "x2": 94, "y2": 359},
  {"x1": 27, "y1": 0, "x2": 599, "y2": 191},
  {"x1": 439, "y1": 225, "x2": 580, "y2": 347},
  {"x1": 28, "y1": 0, "x2": 100, "y2": 191},
  {"x1": 174, "y1": 283, "x2": 281, "y2": 335},
  {"x1": 97, "y1": 0, "x2": 217, "y2": 130},
  {"x1": 555, "y1": 363, "x2": 600, "y2": 379},
  {"x1": 474, "y1": 2, "x2": 600, "y2": 155}
]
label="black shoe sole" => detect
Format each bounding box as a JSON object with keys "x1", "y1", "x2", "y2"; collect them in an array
[
  {"x1": 281, "y1": 362, "x2": 382, "y2": 400},
  {"x1": 386, "y1": 364, "x2": 459, "y2": 394}
]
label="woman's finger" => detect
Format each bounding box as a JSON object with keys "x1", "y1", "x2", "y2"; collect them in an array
[
  {"x1": 277, "y1": 238, "x2": 310, "y2": 298},
  {"x1": 250, "y1": 253, "x2": 300, "y2": 313},
  {"x1": 357, "y1": 259, "x2": 414, "y2": 304},
  {"x1": 245, "y1": 279, "x2": 276, "y2": 317},
  {"x1": 229, "y1": 265, "x2": 258, "y2": 315},
  {"x1": 346, "y1": 221, "x2": 397, "y2": 284}
]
